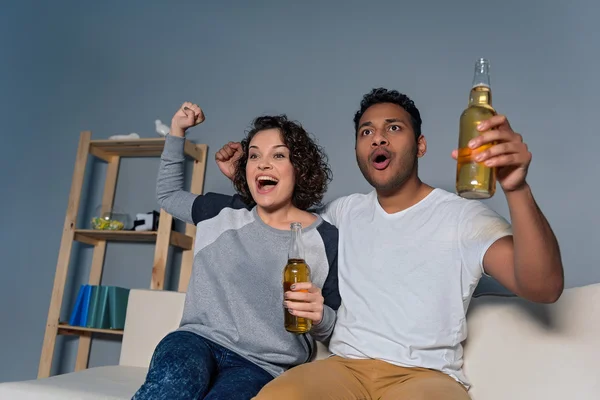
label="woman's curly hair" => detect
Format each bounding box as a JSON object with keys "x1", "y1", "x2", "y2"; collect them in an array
[{"x1": 232, "y1": 115, "x2": 332, "y2": 211}]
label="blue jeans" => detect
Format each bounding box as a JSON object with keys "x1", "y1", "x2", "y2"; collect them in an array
[{"x1": 132, "y1": 331, "x2": 274, "y2": 400}]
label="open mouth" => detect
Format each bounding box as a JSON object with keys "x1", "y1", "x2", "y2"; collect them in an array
[
  {"x1": 256, "y1": 175, "x2": 279, "y2": 194},
  {"x1": 371, "y1": 150, "x2": 391, "y2": 170}
]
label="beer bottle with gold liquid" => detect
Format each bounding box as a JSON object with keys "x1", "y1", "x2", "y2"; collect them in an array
[
  {"x1": 283, "y1": 222, "x2": 312, "y2": 333},
  {"x1": 456, "y1": 58, "x2": 497, "y2": 199}
]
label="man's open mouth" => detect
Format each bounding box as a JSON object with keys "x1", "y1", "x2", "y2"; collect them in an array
[
  {"x1": 256, "y1": 175, "x2": 279, "y2": 193},
  {"x1": 371, "y1": 150, "x2": 391, "y2": 170}
]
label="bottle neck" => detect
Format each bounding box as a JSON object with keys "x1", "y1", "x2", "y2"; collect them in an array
[
  {"x1": 288, "y1": 224, "x2": 305, "y2": 260},
  {"x1": 468, "y1": 85, "x2": 492, "y2": 108},
  {"x1": 469, "y1": 59, "x2": 492, "y2": 108}
]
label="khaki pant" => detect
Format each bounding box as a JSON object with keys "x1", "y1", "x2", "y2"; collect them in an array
[{"x1": 254, "y1": 356, "x2": 470, "y2": 400}]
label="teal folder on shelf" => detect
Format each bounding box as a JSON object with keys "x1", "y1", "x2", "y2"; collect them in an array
[{"x1": 69, "y1": 285, "x2": 130, "y2": 330}]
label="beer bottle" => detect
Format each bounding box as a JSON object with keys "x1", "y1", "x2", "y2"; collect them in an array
[
  {"x1": 456, "y1": 58, "x2": 497, "y2": 199},
  {"x1": 283, "y1": 222, "x2": 312, "y2": 334}
]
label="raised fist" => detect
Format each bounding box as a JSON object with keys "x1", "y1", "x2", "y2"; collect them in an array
[
  {"x1": 171, "y1": 102, "x2": 205, "y2": 136},
  {"x1": 215, "y1": 141, "x2": 243, "y2": 180}
]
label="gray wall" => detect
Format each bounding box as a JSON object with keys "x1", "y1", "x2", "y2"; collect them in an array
[{"x1": 1, "y1": 0, "x2": 598, "y2": 383}]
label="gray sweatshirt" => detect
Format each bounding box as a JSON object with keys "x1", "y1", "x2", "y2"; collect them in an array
[{"x1": 156, "y1": 134, "x2": 340, "y2": 377}]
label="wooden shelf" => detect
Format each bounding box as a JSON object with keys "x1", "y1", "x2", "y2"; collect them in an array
[
  {"x1": 38, "y1": 130, "x2": 207, "y2": 379},
  {"x1": 89, "y1": 138, "x2": 206, "y2": 162},
  {"x1": 57, "y1": 323, "x2": 124, "y2": 336},
  {"x1": 74, "y1": 229, "x2": 193, "y2": 250}
]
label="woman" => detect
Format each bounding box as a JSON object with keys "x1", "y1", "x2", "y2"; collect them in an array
[{"x1": 133, "y1": 102, "x2": 340, "y2": 400}]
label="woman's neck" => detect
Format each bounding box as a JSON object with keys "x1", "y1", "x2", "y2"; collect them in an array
[{"x1": 256, "y1": 203, "x2": 316, "y2": 230}]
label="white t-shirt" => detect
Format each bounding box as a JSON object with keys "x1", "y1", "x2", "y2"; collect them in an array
[{"x1": 321, "y1": 188, "x2": 513, "y2": 387}]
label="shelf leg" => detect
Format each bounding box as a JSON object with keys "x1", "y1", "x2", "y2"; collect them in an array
[
  {"x1": 74, "y1": 155, "x2": 120, "y2": 371},
  {"x1": 38, "y1": 131, "x2": 91, "y2": 378},
  {"x1": 151, "y1": 210, "x2": 172, "y2": 290},
  {"x1": 178, "y1": 153, "x2": 207, "y2": 292}
]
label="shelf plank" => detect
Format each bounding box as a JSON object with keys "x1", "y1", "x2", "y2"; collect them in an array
[
  {"x1": 171, "y1": 231, "x2": 194, "y2": 251},
  {"x1": 89, "y1": 138, "x2": 166, "y2": 158},
  {"x1": 74, "y1": 230, "x2": 158, "y2": 243},
  {"x1": 58, "y1": 323, "x2": 124, "y2": 336},
  {"x1": 74, "y1": 229, "x2": 193, "y2": 250},
  {"x1": 89, "y1": 138, "x2": 206, "y2": 160}
]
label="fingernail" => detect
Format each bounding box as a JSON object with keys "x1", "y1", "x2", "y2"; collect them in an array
[
  {"x1": 468, "y1": 140, "x2": 476, "y2": 148},
  {"x1": 477, "y1": 123, "x2": 484, "y2": 130},
  {"x1": 475, "y1": 154, "x2": 483, "y2": 161},
  {"x1": 290, "y1": 284, "x2": 296, "y2": 290}
]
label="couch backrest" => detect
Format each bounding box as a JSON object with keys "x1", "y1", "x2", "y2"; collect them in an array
[
  {"x1": 119, "y1": 289, "x2": 186, "y2": 368},
  {"x1": 463, "y1": 283, "x2": 600, "y2": 400},
  {"x1": 118, "y1": 284, "x2": 600, "y2": 400}
]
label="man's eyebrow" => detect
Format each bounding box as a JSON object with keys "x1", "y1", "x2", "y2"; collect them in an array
[
  {"x1": 358, "y1": 121, "x2": 373, "y2": 130},
  {"x1": 358, "y1": 119, "x2": 407, "y2": 130},
  {"x1": 385, "y1": 118, "x2": 407, "y2": 125}
]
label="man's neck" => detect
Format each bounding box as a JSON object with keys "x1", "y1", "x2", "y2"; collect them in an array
[{"x1": 376, "y1": 177, "x2": 434, "y2": 215}]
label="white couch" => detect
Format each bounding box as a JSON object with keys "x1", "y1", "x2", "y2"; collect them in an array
[{"x1": 1, "y1": 283, "x2": 599, "y2": 399}]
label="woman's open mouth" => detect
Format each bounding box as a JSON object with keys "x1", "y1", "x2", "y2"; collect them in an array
[{"x1": 256, "y1": 175, "x2": 279, "y2": 194}]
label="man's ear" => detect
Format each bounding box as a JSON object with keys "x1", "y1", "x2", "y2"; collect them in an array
[{"x1": 417, "y1": 135, "x2": 427, "y2": 158}]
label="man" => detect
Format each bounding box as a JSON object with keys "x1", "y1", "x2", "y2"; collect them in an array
[{"x1": 216, "y1": 88, "x2": 564, "y2": 399}]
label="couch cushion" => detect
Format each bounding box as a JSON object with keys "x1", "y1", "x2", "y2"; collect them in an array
[
  {"x1": 463, "y1": 283, "x2": 600, "y2": 400},
  {"x1": 119, "y1": 289, "x2": 186, "y2": 368},
  {"x1": 0, "y1": 366, "x2": 147, "y2": 400}
]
